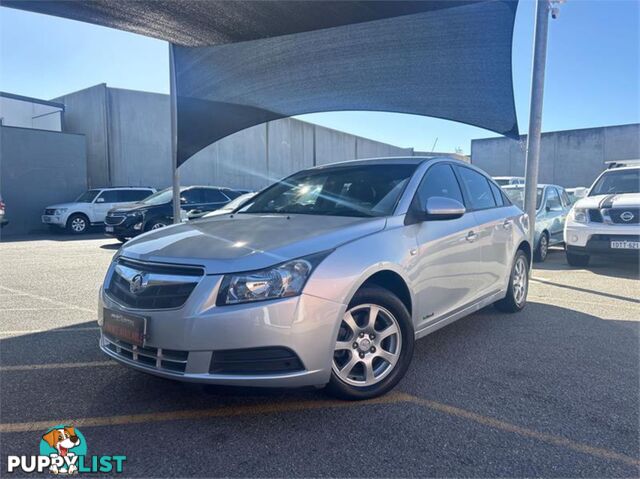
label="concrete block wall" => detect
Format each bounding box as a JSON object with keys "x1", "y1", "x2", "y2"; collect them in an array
[
  {"x1": 0, "y1": 126, "x2": 87, "y2": 236},
  {"x1": 471, "y1": 124, "x2": 640, "y2": 188}
]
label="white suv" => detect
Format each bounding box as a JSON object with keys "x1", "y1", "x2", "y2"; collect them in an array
[
  {"x1": 42, "y1": 187, "x2": 155, "y2": 234},
  {"x1": 564, "y1": 164, "x2": 640, "y2": 266}
]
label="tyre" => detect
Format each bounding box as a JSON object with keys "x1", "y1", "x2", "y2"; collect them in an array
[
  {"x1": 147, "y1": 219, "x2": 168, "y2": 231},
  {"x1": 566, "y1": 250, "x2": 590, "y2": 267},
  {"x1": 533, "y1": 231, "x2": 549, "y2": 262},
  {"x1": 66, "y1": 214, "x2": 89, "y2": 235},
  {"x1": 325, "y1": 286, "x2": 414, "y2": 400},
  {"x1": 494, "y1": 250, "x2": 529, "y2": 313},
  {"x1": 116, "y1": 236, "x2": 128, "y2": 243}
]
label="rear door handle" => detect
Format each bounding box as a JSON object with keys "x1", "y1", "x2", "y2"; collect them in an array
[{"x1": 466, "y1": 230, "x2": 478, "y2": 242}]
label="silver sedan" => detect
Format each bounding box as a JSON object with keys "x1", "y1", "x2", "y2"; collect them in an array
[{"x1": 98, "y1": 157, "x2": 530, "y2": 399}]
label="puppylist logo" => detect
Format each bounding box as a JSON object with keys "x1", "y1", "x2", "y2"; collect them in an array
[{"x1": 7, "y1": 425, "x2": 126, "y2": 474}]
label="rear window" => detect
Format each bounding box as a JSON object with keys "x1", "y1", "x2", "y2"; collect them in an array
[
  {"x1": 457, "y1": 167, "x2": 496, "y2": 210},
  {"x1": 201, "y1": 189, "x2": 230, "y2": 203},
  {"x1": 118, "y1": 189, "x2": 153, "y2": 202}
]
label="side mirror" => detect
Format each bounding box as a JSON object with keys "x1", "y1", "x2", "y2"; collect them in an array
[
  {"x1": 423, "y1": 197, "x2": 466, "y2": 221},
  {"x1": 96, "y1": 197, "x2": 105, "y2": 203}
]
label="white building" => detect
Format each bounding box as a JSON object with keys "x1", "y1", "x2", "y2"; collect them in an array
[{"x1": 0, "y1": 92, "x2": 64, "y2": 131}]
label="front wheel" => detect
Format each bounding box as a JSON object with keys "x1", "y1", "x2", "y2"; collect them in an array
[
  {"x1": 534, "y1": 232, "x2": 549, "y2": 262},
  {"x1": 66, "y1": 214, "x2": 89, "y2": 235},
  {"x1": 325, "y1": 286, "x2": 414, "y2": 400},
  {"x1": 494, "y1": 250, "x2": 529, "y2": 313},
  {"x1": 147, "y1": 220, "x2": 168, "y2": 231},
  {"x1": 566, "y1": 250, "x2": 590, "y2": 267}
]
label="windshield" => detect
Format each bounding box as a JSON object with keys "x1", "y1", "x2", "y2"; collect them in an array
[
  {"x1": 241, "y1": 164, "x2": 417, "y2": 217},
  {"x1": 503, "y1": 187, "x2": 543, "y2": 210},
  {"x1": 590, "y1": 169, "x2": 640, "y2": 196},
  {"x1": 140, "y1": 188, "x2": 173, "y2": 206},
  {"x1": 75, "y1": 190, "x2": 100, "y2": 203}
]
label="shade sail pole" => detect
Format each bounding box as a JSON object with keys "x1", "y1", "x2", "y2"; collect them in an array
[
  {"x1": 169, "y1": 42, "x2": 181, "y2": 224},
  {"x1": 523, "y1": 0, "x2": 553, "y2": 248}
]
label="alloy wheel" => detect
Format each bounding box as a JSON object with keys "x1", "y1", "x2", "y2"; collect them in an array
[
  {"x1": 151, "y1": 222, "x2": 167, "y2": 230},
  {"x1": 512, "y1": 256, "x2": 528, "y2": 307},
  {"x1": 332, "y1": 304, "x2": 402, "y2": 387},
  {"x1": 71, "y1": 217, "x2": 86, "y2": 233},
  {"x1": 540, "y1": 235, "x2": 548, "y2": 260}
]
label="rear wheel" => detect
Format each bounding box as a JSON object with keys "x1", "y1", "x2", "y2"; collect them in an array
[
  {"x1": 66, "y1": 214, "x2": 89, "y2": 235},
  {"x1": 534, "y1": 231, "x2": 549, "y2": 262},
  {"x1": 494, "y1": 250, "x2": 529, "y2": 313},
  {"x1": 566, "y1": 250, "x2": 590, "y2": 267},
  {"x1": 325, "y1": 286, "x2": 414, "y2": 400}
]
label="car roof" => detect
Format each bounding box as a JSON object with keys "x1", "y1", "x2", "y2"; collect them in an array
[
  {"x1": 93, "y1": 186, "x2": 155, "y2": 190},
  {"x1": 311, "y1": 156, "x2": 437, "y2": 169}
]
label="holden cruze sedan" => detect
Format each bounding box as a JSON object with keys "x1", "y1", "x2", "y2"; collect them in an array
[{"x1": 98, "y1": 157, "x2": 531, "y2": 399}]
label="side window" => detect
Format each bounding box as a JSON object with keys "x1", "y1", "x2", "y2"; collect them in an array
[
  {"x1": 96, "y1": 190, "x2": 119, "y2": 203},
  {"x1": 415, "y1": 164, "x2": 464, "y2": 206},
  {"x1": 202, "y1": 189, "x2": 230, "y2": 203},
  {"x1": 547, "y1": 187, "x2": 561, "y2": 209},
  {"x1": 180, "y1": 189, "x2": 203, "y2": 205},
  {"x1": 456, "y1": 167, "x2": 497, "y2": 210},
  {"x1": 119, "y1": 190, "x2": 152, "y2": 202},
  {"x1": 559, "y1": 188, "x2": 570, "y2": 207},
  {"x1": 489, "y1": 182, "x2": 505, "y2": 207}
]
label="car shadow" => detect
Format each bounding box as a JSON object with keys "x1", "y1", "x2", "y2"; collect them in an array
[
  {"x1": 0, "y1": 231, "x2": 108, "y2": 243},
  {"x1": 535, "y1": 248, "x2": 639, "y2": 280}
]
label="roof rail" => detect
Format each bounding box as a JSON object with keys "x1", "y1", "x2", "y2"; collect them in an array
[{"x1": 605, "y1": 159, "x2": 640, "y2": 169}]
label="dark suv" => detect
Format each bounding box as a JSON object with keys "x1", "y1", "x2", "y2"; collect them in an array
[{"x1": 105, "y1": 186, "x2": 243, "y2": 242}]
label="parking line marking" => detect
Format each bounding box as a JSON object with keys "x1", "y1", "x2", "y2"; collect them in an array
[
  {"x1": 530, "y1": 277, "x2": 640, "y2": 304},
  {"x1": 0, "y1": 392, "x2": 637, "y2": 467},
  {"x1": 0, "y1": 285, "x2": 95, "y2": 313},
  {"x1": 0, "y1": 361, "x2": 115, "y2": 372},
  {"x1": 406, "y1": 396, "x2": 640, "y2": 468},
  {"x1": 0, "y1": 391, "x2": 412, "y2": 434},
  {"x1": 0, "y1": 327, "x2": 100, "y2": 336}
]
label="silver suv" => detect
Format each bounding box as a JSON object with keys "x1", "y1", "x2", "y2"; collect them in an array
[{"x1": 98, "y1": 158, "x2": 530, "y2": 399}]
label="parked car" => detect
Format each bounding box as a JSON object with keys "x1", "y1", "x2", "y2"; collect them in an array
[
  {"x1": 494, "y1": 176, "x2": 525, "y2": 187},
  {"x1": 41, "y1": 187, "x2": 156, "y2": 234},
  {"x1": 502, "y1": 184, "x2": 571, "y2": 262},
  {"x1": 0, "y1": 194, "x2": 7, "y2": 228},
  {"x1": 564, "y1": 163, "x2": 640, "y2": 266},
  {"x1": 199, "y1": 192, "x2": 256, "y2": 219},
  {"x1": 105, "y1": 186, "x2": 243, "y2": 241},
  {"x1": 566, "y1": 187, "x2": 588, "y2": 204},
  {"x1": 98, "y1": 157, "x2": 531, "y2": 400}
]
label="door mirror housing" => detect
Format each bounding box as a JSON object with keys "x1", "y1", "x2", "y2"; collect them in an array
[
  {"x1": 423, "y1": 197, "x2": 466, "y2": 221},
  {"x1": 95, "y1": 197, "x2": 105, "y2": 203}
]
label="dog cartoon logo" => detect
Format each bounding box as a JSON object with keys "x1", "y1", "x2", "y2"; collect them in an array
[{"x1": 39, "y1": 425, "x2": 86, "y2": 474}]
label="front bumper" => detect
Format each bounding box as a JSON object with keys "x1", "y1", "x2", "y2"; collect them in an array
[
  {"x1": 41, "y1": 214, "x2": 66, "y2": 226},
  {"x1": 98, "y1": 274, "x2": 345, "y2": 388},
  {"x1": 104, "y1": 216, "x2": 143, "y2": 238},
  {"x1": 565, "y1": 220, "x2": 639, "y2": 256}
]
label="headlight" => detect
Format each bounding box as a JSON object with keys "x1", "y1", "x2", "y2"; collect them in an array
[
  {"x1": 54, "y1": 208, "x2": 67, "y2": 215},
  {"x1": 217, "y1": 252, "x2": 331, "y2": 305},
  {"x1": 571, "y1": 208, "x2": 588, "y2": 224},
  {"x1": 126, "y1": 211, "x2": 143, "y2": 217}
]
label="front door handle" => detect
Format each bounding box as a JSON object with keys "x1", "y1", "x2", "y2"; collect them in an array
[
  {"x1": 503, "y1": 219, "x2": 512, "y2": 230},
  {"x1": 466, "y1": 230, "x2": 478, "y2": 242}
]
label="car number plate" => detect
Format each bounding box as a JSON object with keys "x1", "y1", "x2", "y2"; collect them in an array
[
  {"x1": 102, "y1": 309, "x2": 146, "y2": 346},
  {"x1": 105, "y1": 226, "x2": 114, "y2": 232},
  {"x1": 610, "y1": 240, "x2": 640, "y2": 250}
]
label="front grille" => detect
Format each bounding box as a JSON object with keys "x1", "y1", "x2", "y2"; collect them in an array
[
  {"x1": 210, "y1": 347, "x2": 304, "y2": 375},
  {"x1": 588, "y1": 209, "x2": 603, "y2": 223},
  {"x1": 589, "y1": 234, "x2": 640, "y2": 242},
  {"x1": 608, "y1": 208, "x2": 640, "y2": 225},
  {"x1": 105, "y1": 214, "x2": 126, "y2": 225},
  {"x1": 44, "y1": 208, "x2": 56, "y2": 215},
  {"x1": 103, "y1": 334, "x2": 188, "y2": 373},
  {"x1": 106, "y1": 258, "x2": 203, "y2": 310}
]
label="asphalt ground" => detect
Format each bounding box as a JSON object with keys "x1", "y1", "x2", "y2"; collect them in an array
[{"x1": 1, "y1": 234, "x2": 638, "y2": 478}]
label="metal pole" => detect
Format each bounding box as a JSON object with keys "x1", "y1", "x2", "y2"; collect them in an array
[
  {"x1": 523, "y1": 0, "x2": 551, "y2": 247},
  {"x1": 169, "y1": 42, "x2": 181, "y2": 224}
]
